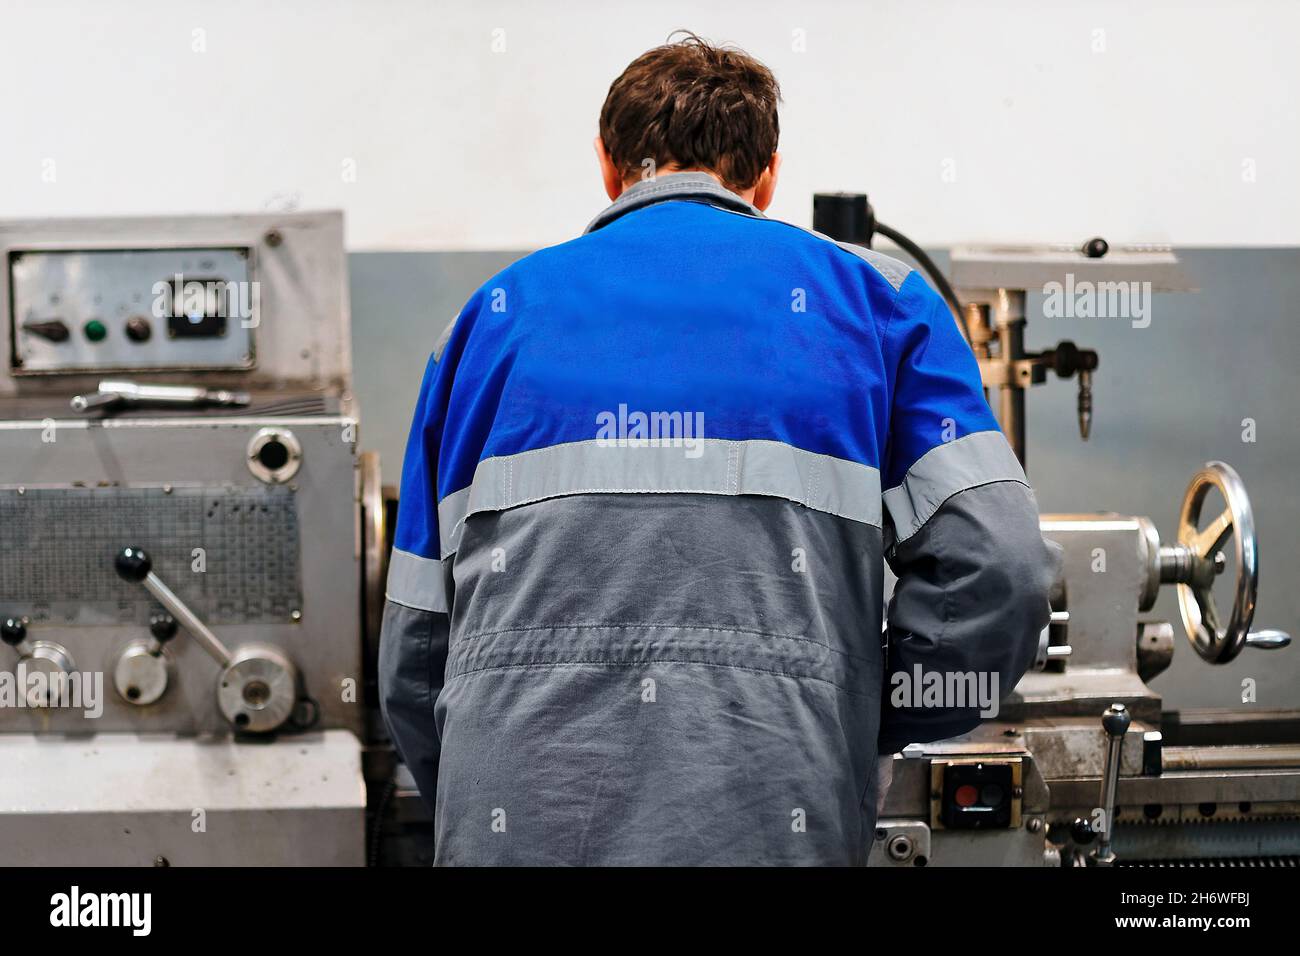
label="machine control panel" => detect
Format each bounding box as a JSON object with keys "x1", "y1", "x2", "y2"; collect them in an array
[
  {"x1": 8, "y1": 246, "x2": 256, "y2": 374},
  {"x1": 931, "y1": 758, "x2": 1023, "y2": 830}
]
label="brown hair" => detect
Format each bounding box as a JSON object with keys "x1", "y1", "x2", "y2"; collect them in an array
[{"x1": 598, "y1": 32, "x2": 780, "y2": 192}]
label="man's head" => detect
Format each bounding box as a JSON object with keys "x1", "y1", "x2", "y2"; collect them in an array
[{"x1": 595, "y1": 32, "x2": 781, "y2": 209}]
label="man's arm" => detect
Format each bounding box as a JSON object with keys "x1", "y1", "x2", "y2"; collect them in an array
[
  {"x1": 378, "y1": 339, "x2": 454, "y2": 811},
  {"x1": 877, "y1": 273, "x2": 1062, "y2": 753}
]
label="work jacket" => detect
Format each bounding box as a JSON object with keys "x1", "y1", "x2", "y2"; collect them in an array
[{"x1": 379, "y1": 172, "x2": 1060, "y2": 865}]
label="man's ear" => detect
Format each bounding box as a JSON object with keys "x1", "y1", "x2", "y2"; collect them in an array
[
  {"x1": 594, "y1": 137, "x2": 625, "y2": 201},
  {"x1": 751, "y1": 152, "x2": 782, "y2": 212}
]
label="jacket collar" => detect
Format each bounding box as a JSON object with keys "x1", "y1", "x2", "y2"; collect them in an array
[{"x1": 584, "y1": 172, "x2": 763, "y2": 233}]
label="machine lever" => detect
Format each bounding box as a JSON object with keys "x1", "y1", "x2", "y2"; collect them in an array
[
  {"x1": 1093, "y1": 702, "x2": 1130, "y2": 867},
  {"x1": 1246, "y1": 629, "x2": 1291, "y2": 650},
  {"x1": 114, "y1": 547, "x2": 233, "y2": 668},
  {"x1": 72, "y1": 380, "x2": 250, "y2": 414},
  {"x1": 70, "y1": 390, "x2": 126, "y2": 411},
  {"x1": 113, "y1": 546, "x2": 299, "y2": 733},
  {"x1": 1031, "y1": 611, "x2": 1072, "y2": 671}
]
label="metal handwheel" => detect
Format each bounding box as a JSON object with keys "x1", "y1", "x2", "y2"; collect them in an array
[{"x1": 1166, "y1": 461, "x2": 1290, "y2": 664}]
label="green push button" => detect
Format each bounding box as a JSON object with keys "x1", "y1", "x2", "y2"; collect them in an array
[{"x1": 83, "y1": 319, "x2": 107, "y2": 342}]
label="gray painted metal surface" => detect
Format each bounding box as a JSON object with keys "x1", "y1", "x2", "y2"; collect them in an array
[
  {"x1": 0, "y1": 418, "x2": 364, "y2": 736},
  {"x1": 0, "y1": 730, "x2": 365, "y2": 865}
]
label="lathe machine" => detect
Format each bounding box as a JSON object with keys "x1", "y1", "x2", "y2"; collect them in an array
[{"x1": 0, "y1": 212, "x2": 392, "y2": 865}]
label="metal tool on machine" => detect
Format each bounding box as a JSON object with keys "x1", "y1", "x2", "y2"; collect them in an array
[
  {"x1": 812, "y1": 193, "x2": 1128, "y2": 465},
  {"x1": 70, "y1": 379, "x2": 251, "y2": 414},
  {"x1": 949, "y1": 243, "x2": 1195, "y2": 466}
]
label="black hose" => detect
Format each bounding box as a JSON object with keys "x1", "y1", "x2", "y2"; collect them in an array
[{"x1": 874, "y1": 221, "x2": 971, "y2": 342}]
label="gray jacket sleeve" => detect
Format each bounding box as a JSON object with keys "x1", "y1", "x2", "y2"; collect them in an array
[
  {"x1": 879, "y1": 479, "x2": 1062, "y2": 753},
  {"x1": 378, "y1": 598, "x2": 449, "y2": 812}
]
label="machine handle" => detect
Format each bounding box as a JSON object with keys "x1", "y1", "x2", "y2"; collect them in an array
[
  {"x1": 1093, "y1": 702, "x2": 1130, "y2": 866},
  {"x1": 1169, "y1": 462, "x2": 1261, "y2": 664},
  {"x1": 114, "y1": 547, "x2": 233, "y2": 668},
  {"x1": 72, "y1": 381, "x2": 251, "y2": 414},
  {"x1": 1246, "y1": 629, "x2": 1291, "y2": 650},
  {"x1": 69, "y1": 391, "x2": 124, "y2": 412}
]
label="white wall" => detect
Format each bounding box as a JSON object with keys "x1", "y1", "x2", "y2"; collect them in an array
[{"x1": 2, "y1": 0, "x2": 1296, "y2": 250}]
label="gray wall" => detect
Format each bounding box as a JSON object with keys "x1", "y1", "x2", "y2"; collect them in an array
[
  {"x1": 350, "y1": 250, "x2": 525, "y2": 482},
  {"x1": 349, "y1": 248, "x2": 1300, "y2": 711}
]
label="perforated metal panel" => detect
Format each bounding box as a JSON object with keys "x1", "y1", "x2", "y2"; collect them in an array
[{"x1": 0, "y1": 485, "x2": 302, "y2": 626}]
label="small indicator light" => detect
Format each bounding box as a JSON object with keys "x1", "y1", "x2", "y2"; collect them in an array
[{"x1": 83, "y1": 319, "x2": 108, "y2": 342}]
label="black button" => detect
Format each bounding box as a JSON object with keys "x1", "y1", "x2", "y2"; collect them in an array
[{"x1": 125, "y1": 315, "x2": 152, "y2": 342}]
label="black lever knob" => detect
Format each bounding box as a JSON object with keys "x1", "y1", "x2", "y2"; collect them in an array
[
  {"x1": 115, "y1": 546, "x2": 152, "y2": 582},
  {"x1": 1102, "y1": 704, "x2": 1132, "y2": 739},
  {"x1": 1081, "y1": 237, "x2": 1109, "y2": 259},
  {"x1": 149, "y1": 613, "x2": 178, "y2": 643},
  {"x1": 1071, "y1": 817, "x2": 1096, "y2": 845},
  {"x1": 1, "y1": 617, "x2": 27, "y2": 646}
]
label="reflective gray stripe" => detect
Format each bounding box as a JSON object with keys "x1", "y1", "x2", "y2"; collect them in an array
[
  {"x1": 433, "y1": 316, "x2": 457, "y2": 362},
  {"x1": 436, "y1": 439, "x2": 882, "y2": 558},
  {"x1": 437, "y1": 486, "x2": 472, "y2": 558},
  {"x1": 386, "y1": 547, "x2": 448, "y2": 613},
  {"x1": 883, "y1": 430, "x2": 1028, "y2": 544},
  {"x1": 822, "y1": 236, "x2": 912, "y2": 291}
]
